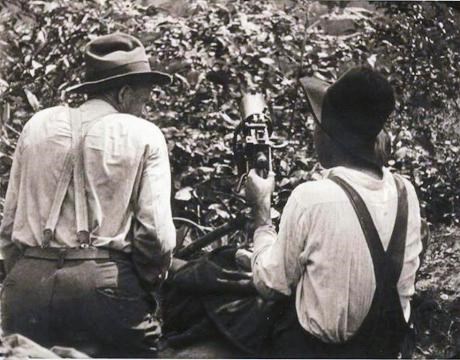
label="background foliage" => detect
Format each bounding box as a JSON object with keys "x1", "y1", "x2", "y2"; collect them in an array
[
  {"x1": 0, "y1": 1, "x2": 459, "y2": 357},
  {"x1": 0, "y1": 0, "x2": 459, "y2": 228}
]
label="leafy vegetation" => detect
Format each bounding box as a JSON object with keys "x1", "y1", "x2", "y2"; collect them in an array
[
  {"x1": 0, "y1": 0, "x2": 459, "y2": 357},
  {"x1": 413, "y1": 226, "x2": 460, "y2": 358},
  {"x1": 0, "y1": 0, "x2": 459, "y2": 227}
]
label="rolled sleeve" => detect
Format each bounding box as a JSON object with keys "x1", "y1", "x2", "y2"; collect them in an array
[
  {"x1": 132, "y1": 128, "x2": 176, "y2": 287},
  {"x1": 252, "y1": 190, "x2": 309, "y2": 299},
  {"x1": 0, "y1": 131, "x2": 26, "y2": 268},
  {"x1": 397, "y1": 179, "x2": 423, "y2": 321}
]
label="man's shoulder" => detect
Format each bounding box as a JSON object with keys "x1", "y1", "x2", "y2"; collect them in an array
[
  {"x1": 20, "y1": 106, "x2": 67, "y2": 136},
  {"x1": 291, "y1": 178, "x2": 346, "y2": 208},
  {"x1": 102, "y1": 113, "x2": 164, "y2": 144},
  {"x1": 104, "y1": 113, "x2": 161, "y2": 133},
  {"x1": 392, "y1": 173, "x2": 419, "y2": 203},
  {"x1": 394, "y1": 173, "x2": 415, "y2": 189},
  {"x1": 27, "y1": 105, "x2": 66, "y2": 124},
  {"x1": 36, "y1": 105, "x2": 66, "y2": 116}
]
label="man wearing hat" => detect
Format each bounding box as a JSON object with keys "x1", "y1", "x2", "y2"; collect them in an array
[
  {"x1": 244, "y1": 67, "x2": 423, "y2": 357},
  {"x1": 0, "y1": 33, "x2": 176, "y2": 357}
]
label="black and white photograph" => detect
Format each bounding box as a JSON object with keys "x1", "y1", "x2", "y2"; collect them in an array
[{"x1": 0, "y1": 0, "x2": 459, "y2": 358}]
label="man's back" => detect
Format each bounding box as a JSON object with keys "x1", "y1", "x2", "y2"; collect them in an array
[
  {"x1": 0, "y1": 32, "x2": 176, "y2": 357},
  {"x1": 252, "y1": 166, "x2": 422, "y2": 343},
  {"x1": 1, "y1": 98, "x2": 175, "y2": 253}
]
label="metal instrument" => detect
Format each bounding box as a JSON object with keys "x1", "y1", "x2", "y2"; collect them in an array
[{"x1": 233, "y1": 93, "x2": 274, "y2": 192}]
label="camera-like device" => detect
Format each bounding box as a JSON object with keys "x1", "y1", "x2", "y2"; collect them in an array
[{"x1": 233, "y1": 93, "x2": 274, "y2": 192}]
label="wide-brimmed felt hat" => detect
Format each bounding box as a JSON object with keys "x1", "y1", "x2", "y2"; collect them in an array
[
  {"x1": 66, "y1": 33, "x2": 172, "y2": 93},
  {"x1": 300, "y1": 66, "x2": 395, "y2": 166}
]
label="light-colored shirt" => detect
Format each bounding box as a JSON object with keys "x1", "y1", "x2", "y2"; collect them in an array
[
  {"x1": 0, "y1": 99, "x2": 176, "y2": 260},
  {"x1": 252, "y1": 166, "x2": 422, "y2": 344}
]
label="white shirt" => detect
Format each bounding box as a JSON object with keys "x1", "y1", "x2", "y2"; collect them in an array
[
  {"x1": 252, "y1": 166, "x2": 422, "y2": 343},
  {"x1": 0, "y1": 99, "x2": 176, "y2": 260}
]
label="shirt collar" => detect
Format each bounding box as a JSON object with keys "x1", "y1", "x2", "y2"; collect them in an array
[
  {"x1": 323, "y1": 166, "x2": 391, "y2": 191},
  {"x1": 79, "y1": 99, "x2": 119, "y2": 123}
]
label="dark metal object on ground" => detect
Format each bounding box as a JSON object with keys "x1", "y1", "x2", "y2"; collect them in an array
[
  {"x1": 162, "y1": 246, "x2": 274, "y2": 357},
  {"x1": 174, "y1": 215, "x2": 248, "y2": 259}
]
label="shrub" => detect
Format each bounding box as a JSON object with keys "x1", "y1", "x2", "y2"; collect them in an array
[{"x1": 0, "y1": 0, "x2": 458, "y2": 227}]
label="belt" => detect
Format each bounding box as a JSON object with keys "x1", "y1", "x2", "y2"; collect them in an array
[{"x1": 23, "y1": 247, "x2": 130, "y2": 262}]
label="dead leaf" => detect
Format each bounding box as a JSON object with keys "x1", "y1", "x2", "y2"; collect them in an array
[
  {"x1": 175, "y1": 187, "x2": 194, "y2": 201},
  {"x1": 259, "y1": 57, "x2": 275, "y2": 66},
  {"x1": 24, "y1": 89, "x2": 40, "y2": 111}
]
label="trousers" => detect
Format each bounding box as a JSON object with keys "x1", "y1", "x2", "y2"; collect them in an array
[
  {"x1": 1, "y1": 251, "x2": 161, "y2": 358},
  {"x1": 270, "y1": 297, "x2": 408, "y2": 359}
]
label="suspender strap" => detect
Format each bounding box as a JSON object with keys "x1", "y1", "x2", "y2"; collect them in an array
[
  {"x1": 385, "y1": 175, "x2": 409, "y2": 283},
  {"x1": 71, "y1": 107, "x2": 90, "y2": 245},
  {"x1": 329, "y1": 175, "x2": 408, "y2": 285},
  {"x1": 43, "y1": 152, "x2": 74, "y2": 247},
  {"x1": 329, "y1": 174, "x2": 410, "y2": 356},
  {"x1": 329, "y1": 175, "x2": 385, "y2": 282},
  {"x1": 43, "y1": 107, "x2": 90, "y2": 247}
]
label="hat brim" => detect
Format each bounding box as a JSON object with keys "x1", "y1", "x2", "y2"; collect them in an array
[
  {"x1": 300, "y1": 76, "x2": 380, "y2": 167},
  {"x1": 65, "y1": 70, "x2": 172, "y2": 93},
  {"x1": 300, "y1": 76, "x2": 328, "y2": 126}
]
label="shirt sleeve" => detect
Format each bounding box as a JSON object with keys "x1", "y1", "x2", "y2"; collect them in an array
[
  {"x1": 251, "y1": 189, "x2": 310, "y2": 299},
  {"x1": 0, "y1": 131, "x2": 25, "y2": 267},
  {"x1": 131, "y1": 127, "x2": 176, "y2": 288},
  {"x1": 397, "y1": 179, "x2": 423, "y2": 320}
]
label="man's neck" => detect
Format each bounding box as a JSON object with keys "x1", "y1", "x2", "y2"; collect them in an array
[
  {"x1": 91, "y1": 94, "x2": 123, "y2": 113},
  {"x1": 325, "y1": 156, "x2": 383, "y2": 180},
  {"x1": 340, "y1": 162, "x2": 383, "y2": 180}
]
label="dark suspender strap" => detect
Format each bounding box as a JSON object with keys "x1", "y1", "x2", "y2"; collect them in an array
[
  {"x1": 329, "y1": 175, "x2": 409, "y2": 288},
  {"x1": 385, "y1": 175, "x2": 409, "y2": 284},
  {"x1": 329, "y1": 176, "x2": 386, "y2": 283},
  {"x1": 329, "y1": 175, "x2": 410, "y2": 356}
]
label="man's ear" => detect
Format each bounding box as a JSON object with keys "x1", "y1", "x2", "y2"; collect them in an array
[{"x1": 117, "y1": 85, "x2": 131, "y2": 104}]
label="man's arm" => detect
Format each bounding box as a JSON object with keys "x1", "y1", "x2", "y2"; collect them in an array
[
  {"x1": 132, "y1": 128, "x2": 176, "y2": 289},
  {"x1": 0, "y1": 131, "x2": 26, "y2": 276},
  {"x1": 246, "y1": 170, "x2": 307, "y2": 299},
  {"x1": 397, "y1": 179, "x2": 423, "y2": 321}
]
